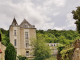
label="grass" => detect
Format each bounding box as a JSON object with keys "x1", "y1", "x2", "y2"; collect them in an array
[
  {"x1": 44, "y1": 56, "x2": 57, "y2": 60},
  {"x1": 29, "y1": 56, "x2": 57, "y2": 60}
]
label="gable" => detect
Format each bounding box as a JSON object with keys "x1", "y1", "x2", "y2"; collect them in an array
[{"x1": 20, "y1": 19, "x2": 34, "y2": 28}]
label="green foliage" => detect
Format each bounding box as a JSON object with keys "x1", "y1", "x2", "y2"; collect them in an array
[
  {"x1": 0, "y1": 28, "x2": 79, "y2": 46},
  {"x1": 45, "y1": 56, "x2": 57, "y2": 60},
  {"x1": 36, "y1": 30, "x2": 78, "y2": 45},
  {"x1": 57, "y1": 44, "x2": 65, "y2": 55},
  {"x1": 0, "y1": 28, "x2": 9, "y2": 46},
  {"x1": 30, "y1": 34, "x2": 51, "y2": 60},
  {"x1": 72, "y1": 6, "x2": 80, "y2": 33},
  {"x1": 57, "y1": 43, "x2": 75, "y2": 60},
  {"x1": 17, "y1": 55, "x2": 28, "y2": 60},
  {"x1": 5, "y1": 43, "x2": 16, "y2": 60},
  {"x1": 60, "y1": 47, "x2": 74, "y2": 60}
]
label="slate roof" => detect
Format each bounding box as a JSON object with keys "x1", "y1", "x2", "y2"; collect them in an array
[
  {"x1": 20, "y1": 19, "x2": 34, "y2": 28},
  {"x1": 11, "y1": 18, "x2": 18, "y2": 26}
]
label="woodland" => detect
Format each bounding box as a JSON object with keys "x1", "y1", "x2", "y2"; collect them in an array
[{"x1": 0, "y1": 28, "x2": 79, "y2": 46}]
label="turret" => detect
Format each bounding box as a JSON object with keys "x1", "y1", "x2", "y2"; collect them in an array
[{"x1": 11, "y1": 18, "x2": 18, "y2": 26}]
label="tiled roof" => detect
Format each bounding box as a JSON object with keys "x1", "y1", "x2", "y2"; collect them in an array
[{"x1": 0, "y1": 48, "x2": 2, "y2": 53}]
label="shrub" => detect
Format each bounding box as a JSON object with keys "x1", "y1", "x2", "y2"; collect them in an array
[
  {"x1": 5, "y1": 43, "x2": 16, "y2": 60},
  {"x1": 17, "y1": 55, "x2": 28, "y2": 60}
]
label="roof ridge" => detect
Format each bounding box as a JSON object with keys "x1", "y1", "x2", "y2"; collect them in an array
[{"x1": 20, "y1": 19, "x2": 32, "y2": 26}]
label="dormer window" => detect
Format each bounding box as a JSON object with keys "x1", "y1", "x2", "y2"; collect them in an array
[
  {"x1": 24, "y1": 24, "x2": 29, "y2": 28},
  {"x1": 16, "y1": 24, "x2": 17, "y2": 25},
  {"x1": 25, "y1": 25, "x2": 27, "y2": 27}
]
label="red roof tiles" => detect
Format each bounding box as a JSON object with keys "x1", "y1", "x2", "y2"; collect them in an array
[{"x1": 0, "y1": 49, "x2": 2, "y2": 53}]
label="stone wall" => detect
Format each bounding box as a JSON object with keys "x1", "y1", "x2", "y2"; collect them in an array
[
  {"x1": 72, "y1": 48, "x2": 80, "y2": 60},
  {"x1": 72, "y1": 39, "x2": 80, "y2": 60},
  {"x1": 1, "y1": 44, "x2": 6, "y2": 60},
  {"x1": 0, "y1": 42, "x2": 6, "y2": 60}
]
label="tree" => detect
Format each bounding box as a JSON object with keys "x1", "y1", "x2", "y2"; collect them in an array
[
  {"x1": 5, "y1": 43, "x2": 16, "y2": 60},
  {"x1": 58, "y1": 35, "x2": 66, "y2": 44},
  {"x1": 0, "y1": 29, "x2": 10, "y2": 46},
  {"x1": 72, "y1": 6, "x2": 80, "y2": 33},
  {"x1": 30, "y1": 34, "x2": 51, "y2": 60}
]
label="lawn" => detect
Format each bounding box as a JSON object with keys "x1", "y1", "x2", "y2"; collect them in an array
[
  {"x1": 29, "y1": 56, "x2": 57, "y2": 60},
  {"x1": 44, "y1": 56, "x2": 57, "y2": 60}
]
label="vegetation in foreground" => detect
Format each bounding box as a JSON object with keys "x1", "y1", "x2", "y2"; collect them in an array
[
  {"x1": 30, "y1": 34, "x2": 51, "y2": 60},
  {"x1": 5, "y1": 43, "x2": 16, "y2": 60}
]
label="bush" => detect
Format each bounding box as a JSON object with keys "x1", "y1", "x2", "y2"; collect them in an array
[
  {"x1": 5, "y1": 43, "x2": 16, "y2": 60},
  {"x1": 17, "y1": 55, "x2": 28, "y2": 60}
]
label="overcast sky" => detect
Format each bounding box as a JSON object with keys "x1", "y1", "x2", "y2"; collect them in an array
[{"x1": 0, "y1": 0, "x2": 80, "y2": 30}]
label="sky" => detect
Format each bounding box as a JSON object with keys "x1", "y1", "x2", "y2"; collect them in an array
[{"x1": 0, "y1": 0, "x2": 80, "y2": 30}]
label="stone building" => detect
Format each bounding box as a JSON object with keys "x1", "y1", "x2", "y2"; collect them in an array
[
  {"x1": 0, "y1": 34, "x2": 6, "y2": 60},
  {"x1": 47, "y1": 43, "x2": 59, "y2": 56},
  {"x1": 9, "y1": 18, "x2": 36, "y2": 58}
]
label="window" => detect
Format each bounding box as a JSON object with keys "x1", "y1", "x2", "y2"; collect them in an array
[
  {"x1": 54, "y1": 44, "x2": 55, "y2": 46},
  {"x1": 25, "y1": 32, "x2": 28, "y2": 39},
  {"x1": 26, "y1": 43, "x2": 29, "y2": 48},
  {"x1": 14, "y1": 30, "x2": 16, "y2": 36},
  {"x1": 24, "y1": 25, "x2": 29, "y2": 28},
  {"x1": 51, "y1": 44, "x2": 53, "y2": 47},
  {"x1": 26, "y1": 51, "x2": 29, "y2": 56},
  {"x1": 25, "y1": 25, "x2": 27, "y2": 27},
  {"x1": 14, "y1": 39, "x2": 16, "y2": 46}
]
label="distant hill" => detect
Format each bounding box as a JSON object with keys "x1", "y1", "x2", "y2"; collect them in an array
[{"x1": 0, "y1": 28, "x2": 79, "y2": 45}]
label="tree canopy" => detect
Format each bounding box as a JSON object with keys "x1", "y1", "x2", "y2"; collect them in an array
[
  {"x1": 36, "y1": 30, "x2": 79, "y2": 45},
  {"x1": 0, "y1": 28, "x2": 9, "y2": 46},
  {"x1": 30, "y1": 34, "x2": 51, "y2": 60},
  {"x1": 72, "y1": 6, "x2": 80, "y2": 33}
]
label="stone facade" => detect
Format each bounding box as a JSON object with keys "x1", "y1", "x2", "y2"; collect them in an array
[
  {"x1": 9, "y1": 18, "x2": 36, "y2": 58},
  {"x1": 72, "y1": 48, "x2": 80, "y2": 60},
  {"x1": 72, "y1": 39, "x2": 80, "y2": 60},
  {"x1": 0, "y1": 40, "x2": 6, "y2": 60},
  {"x1": 47, "y1": 43, "x2": 59, "y2": 56}
]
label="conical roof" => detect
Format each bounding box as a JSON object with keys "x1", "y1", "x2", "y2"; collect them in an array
[{"x1": 11, "y1": 18, "x2": 18, "y2": 26}]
